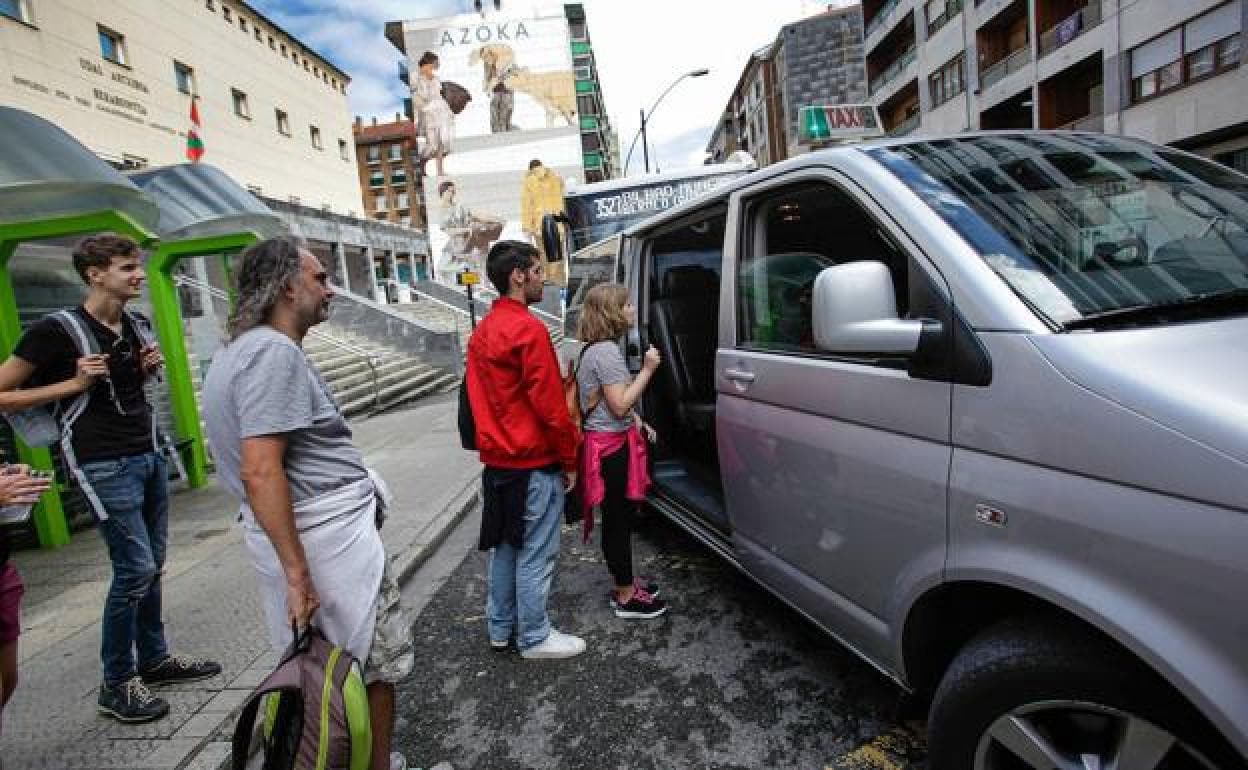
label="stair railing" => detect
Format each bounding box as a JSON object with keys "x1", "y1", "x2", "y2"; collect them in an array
[{"x1": 174, "y1": 274, "x2": 386, "y2": 415}]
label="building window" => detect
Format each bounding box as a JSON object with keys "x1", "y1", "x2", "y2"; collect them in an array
[
  {"x1": 98, "y1": 25, "x2": 127, "y2": 66},
  {"x1": 239, "y1": 17, "x2": 247, "y2": 32},
  {"x1": 391, "y1": 169, "x2": 407, "y2": 185},
  {"x1": 0, "y1": 0, "x2": 31, "y2": 23},
  {"x1": 369, "y1": 170, "x2": 384, "y2": 187},
  {"x1": 280, "y1": 42, "x2": 287, "y2": 56},
  {"x1": 275, "y1": 108, "x2": 290, "y2": 136},
  {"x1": 269, "y1": 35, "x2": 276, "y2": 49},
  {"x1": 339, "y1": 139, "x2": 349, "y2": 161},
  {"x1": 174, "y1": 61, "x2": 195, "y2": 95},
  {"x1": 1131, "y1": 2, "x2": 1242, "y2": 103},
  {"x1": 577, "y1": 94, "x2": 598, "y2": 116},
  {"x1": 232, "y1": 88, "x2": 250, "y2": 118},
  {"x1": 1215, "y1": 147, "x2": 1248, "y2": 173},
  {"x1": 254, "y1": 27, "x2": 262, "y2": 42},
  {"x1": 374, "y1": 212, "x2": 388, "y2": 221},
  {"x1": 367, "y1": 145, "x2": 381, "y2": 164},
  {"x1": 222, "y1": 6, "x2": 231, "y2": 22},
  {"x1": 205, "y1": 0, "x2": 215, "y2": 9},
  {"x1": 396, "y1": 192, "x2": 409, "y2": 209},
  {"x1": 374, "y1": 193, "x2": 387, "y2": 211},
  {"x1": 388, "y1": 143, "x2": 403, "y2": 161},
  {"x1": 574, "y1": 64, "x2": 592, "y2": 80},
  {"x1": 310, "y1": 125, "x2": 323, "y2": 149},
  {"x1": 303, "y1": 59, "x2": 310, "y2": 72},
  {"x1": 246, "y1": 184, "x2": 263, "y2": 195},
  {"x1": 929, "y1": 53, "x2": 965, "y2": 107}
]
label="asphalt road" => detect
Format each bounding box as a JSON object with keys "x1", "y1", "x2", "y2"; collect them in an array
[{"x1": 396, "y1": 504, "x2": 928, "y2": 770}]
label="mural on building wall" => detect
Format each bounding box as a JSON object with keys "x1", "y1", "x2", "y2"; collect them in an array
[{"x1": 403, "y1": 10, "x2": 582, "y2": 282}]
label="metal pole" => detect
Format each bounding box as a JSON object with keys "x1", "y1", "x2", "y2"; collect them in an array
[
  {"x1": 640, "y1": 107, "x2": 650, "y2": 173},
  {"x1": 467, "y1": 282, "x2": 477, "y2": 329}
]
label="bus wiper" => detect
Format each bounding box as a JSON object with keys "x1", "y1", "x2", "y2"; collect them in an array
[{"x1": 1062, "y1": 288, "x2": 1248, "y2": 330}]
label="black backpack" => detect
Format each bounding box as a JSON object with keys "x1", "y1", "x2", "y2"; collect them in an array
[{"x1": 458, "y1": 368, "x2": 476, "y2": 451}]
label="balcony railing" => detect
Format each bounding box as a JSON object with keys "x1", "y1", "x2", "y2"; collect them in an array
[
  {"x1": 889, "y1": 112, "x2": 922, "y2": 136},
  {"x1": 1057, "y1": 112, "x2": 1104, "y2": 132},
  {"x1": 927, "y1": 0, "x2": 964, "y2": 37},
  {"x1": 1039, "y1": 2, "x2": 1103, "y2": 58},
  {"x1": 866, "y1": 0, "x2": 903, "y2": 39},
  {"x1": 869, "y1": 47, "x2": 918, "y2": 96},
  {"x1": 980, "y1": 45, "x2": 1031, "y2": 90}
]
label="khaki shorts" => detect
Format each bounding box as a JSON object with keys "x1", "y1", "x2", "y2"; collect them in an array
[{"x1": 362, "y1": 560, "x2": 414, "y2": 685}]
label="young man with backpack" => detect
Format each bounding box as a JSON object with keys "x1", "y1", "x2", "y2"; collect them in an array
[
  {"x1": 0, "y1": 233, "x2": 221, "y2": 723},
  {"x1": 466, "y1": 240, "x2": 585, "y2": 659}
]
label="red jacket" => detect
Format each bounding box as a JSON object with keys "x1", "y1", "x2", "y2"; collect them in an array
[{"x1": 466, "y1": 297, "x2": 578, "y2": 472}]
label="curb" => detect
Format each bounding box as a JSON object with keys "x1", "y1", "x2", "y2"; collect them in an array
[{"x1": 181, "y1": 471, "x2": 482, "y2": 770}]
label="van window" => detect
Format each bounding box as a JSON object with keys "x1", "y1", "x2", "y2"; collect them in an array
[
  {"x1": 737, "y1": 181, "x2": 911, "y2": 354},
  {"x1": 646, "y1": 210, "x2": 727, "y2": 305}
]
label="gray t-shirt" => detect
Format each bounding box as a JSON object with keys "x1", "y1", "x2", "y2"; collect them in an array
[
  {"x1": 202, "y1": 326, "x2": 368, "y2": 506},
  {"x1": 577, "y1": 341, "x2": 634, "y2": 433}
]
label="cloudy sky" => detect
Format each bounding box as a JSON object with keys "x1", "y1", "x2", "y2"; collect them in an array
[{"x1": 250, "y1": 0, "x2": 850, "y2": 173}]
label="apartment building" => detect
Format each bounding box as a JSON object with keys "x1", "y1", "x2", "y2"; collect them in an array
[
  {"x1": 706, "y1": 5, "x2": 867, "y2": 165},
  {"x1": 865, "y1": 0, "x2": 1247, "y2": 166},
  {"x1": 354, "y1": 115, "x2": 426, "y2": 230},
  {"x1": 0, "y1": 0, "x2": 363, "y2": 213}
]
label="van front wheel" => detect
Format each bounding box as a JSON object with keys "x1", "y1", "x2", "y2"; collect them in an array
[{"x1": 926, "y1": 617, "x2": 1240, "y2": 770}]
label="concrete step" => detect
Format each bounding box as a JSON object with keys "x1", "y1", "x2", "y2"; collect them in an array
[
  {"x1": 333, "y1": 363, "x2": 440, "y2": 406},
  {"x1": 340, "y1": 368, "x2": 448, "y2": 417}
]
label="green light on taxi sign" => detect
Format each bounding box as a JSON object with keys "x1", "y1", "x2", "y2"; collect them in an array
[{"x1": 799, "y1": 104, "x2": 882, "y2": 145}]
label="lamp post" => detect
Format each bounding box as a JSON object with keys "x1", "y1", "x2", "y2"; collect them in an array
[{"x1": 624, "y1": 68, "x2": 709, "y2": 174}]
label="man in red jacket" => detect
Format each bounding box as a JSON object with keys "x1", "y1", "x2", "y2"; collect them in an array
[{"x1": 466, "y1": 240, "x2": 585, "y2": 659}]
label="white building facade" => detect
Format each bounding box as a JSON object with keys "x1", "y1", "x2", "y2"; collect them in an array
[{"x1": 0, "y1": 0, "x2": 363, "y2": 213}]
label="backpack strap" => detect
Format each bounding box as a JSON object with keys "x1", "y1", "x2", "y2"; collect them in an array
[
  {"x1": 123, "y1": 310, "x2": 190, "y2": 483},
  {"x1": 573, "y1": 342, "x2": 603, "y2": 420}
]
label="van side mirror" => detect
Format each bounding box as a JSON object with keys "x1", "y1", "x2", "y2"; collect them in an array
[
  {"x1": 541, "y1": 213, "x2": 567, "y2": 263},
  {"x1": 812, "y1": 261, "x2": 925, "y2": 355}
]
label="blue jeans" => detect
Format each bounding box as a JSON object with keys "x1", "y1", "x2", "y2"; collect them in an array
[
  {"x1": 84, "y1": 452, "x2": 170, "y2": 687},
  {"x1": 486, "y1": 468, "x2": 564, "y2": 651}
]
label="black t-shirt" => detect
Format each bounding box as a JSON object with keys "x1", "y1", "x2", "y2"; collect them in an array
[{"x1": 13, "y1": 306, "x2": 154, "y2": 463}]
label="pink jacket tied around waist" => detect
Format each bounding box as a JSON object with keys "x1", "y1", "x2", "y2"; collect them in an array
[{"x1": 580, "y1": 425, "x2": 651, "y2": 542}]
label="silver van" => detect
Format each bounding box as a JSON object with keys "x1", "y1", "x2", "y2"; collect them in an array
[{"x1": 549, "y1": 132, "x2": 1248, "y2": 769}]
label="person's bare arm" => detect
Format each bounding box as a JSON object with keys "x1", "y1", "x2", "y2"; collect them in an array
[
  {"x1": 0, "y1": 355, "x2": 108, "y2": 413},
  {"x1": 600, "y1": 345, "x2": 662, "y2": 420},
  {"x1": 240, "y1": 435, "x2": 319, "y2": 629}
]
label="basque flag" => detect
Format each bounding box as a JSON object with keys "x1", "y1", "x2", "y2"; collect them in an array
[{"x1": 186, "y1": 98, "x2": 204, "y2": 162}]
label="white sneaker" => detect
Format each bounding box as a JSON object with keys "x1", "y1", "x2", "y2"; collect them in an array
[
  {"x1": 390, "y1": 753, "x2": 407, "y2": 770},
  {"x1": 519, "y1": 629, "x2": 586, "y2": 659}
]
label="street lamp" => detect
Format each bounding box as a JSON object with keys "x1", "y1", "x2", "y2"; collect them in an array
[{"x1": 623, "y1": 68, "x2": 709, "y2": 175}]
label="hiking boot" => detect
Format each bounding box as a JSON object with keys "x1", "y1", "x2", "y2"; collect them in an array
[
  {"x1": 613, "y1": 588, "x2": 668, "y2": 619},
  {"x1": 519, "y1": 629, "x2": 586, "y2": 660},
  {"x1": 139, "y1": 653, "x2": 222, "y2": 687},
  {"x1": 98, "y1": 676, "x2": 170, "y2": 723}
]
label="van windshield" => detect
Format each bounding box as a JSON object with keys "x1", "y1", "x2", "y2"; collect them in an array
[{"x1": 868, "y1": 134, "x2": 1248, "y2": 327}]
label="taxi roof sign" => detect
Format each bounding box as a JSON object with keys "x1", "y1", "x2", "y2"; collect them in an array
[{"x1": 798, "y1": 104, "x2": 883, "y2": 146}]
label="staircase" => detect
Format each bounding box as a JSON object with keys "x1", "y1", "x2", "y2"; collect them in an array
[
  {"x1": 396, "y1": 281, "x2": 566, "y2": 353},
  {"x1": 302, "y1": 331, "x2": 459, "y2": 418}
]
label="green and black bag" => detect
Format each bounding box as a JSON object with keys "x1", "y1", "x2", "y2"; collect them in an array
[{"x1": 232, "y1": 624, "x2": 372, "y2": 770}]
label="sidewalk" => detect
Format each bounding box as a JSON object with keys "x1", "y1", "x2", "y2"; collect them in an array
[{"x1": 3, "y1": 393, "x2": 480, "y2": 770}]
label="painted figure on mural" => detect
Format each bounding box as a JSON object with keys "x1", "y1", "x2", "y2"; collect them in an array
[
  {"x1": 470, "y1": 44, "x2": 518, "y2": 133},
  {"x1": 412, "y1": 51, "x2": 456, "y2": 177},
  {"x1": 469, "y1": 44, "x2": 576, "y2": 129},
  {"x1": 520, "y1": 159, "x2": 567, "y2": 285},
  {"x1": 438, "y1": 180, "x2": 504, "y2": 275}
]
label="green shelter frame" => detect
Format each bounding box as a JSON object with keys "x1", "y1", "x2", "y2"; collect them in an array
[
  {"x1": 0, "y1": 107, "x2": 160, "y2": 547},
  {"x1": 0, "y1": 108, "x2": 284, "y2": 548}
]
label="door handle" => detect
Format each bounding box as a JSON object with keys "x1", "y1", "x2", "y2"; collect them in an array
[{"x1": 723, "y1": 367, "x2": 756, "y2": 384}]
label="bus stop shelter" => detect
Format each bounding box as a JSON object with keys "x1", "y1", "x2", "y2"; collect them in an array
[
  {"x1": 0, "y1": 106, "x2": 159, "y2": 548},
  {"x1": 129, "y1": 163, "x2": 286, "y2": 491}
]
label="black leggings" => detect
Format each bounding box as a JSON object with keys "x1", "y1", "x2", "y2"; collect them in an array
[{"x1": 599, "y1": 443, "x2": 635, "y2": 587}]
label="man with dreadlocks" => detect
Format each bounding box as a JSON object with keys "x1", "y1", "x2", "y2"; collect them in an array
[{"x1": 201, "y1": 237, "x2": 422, "y2": 770}]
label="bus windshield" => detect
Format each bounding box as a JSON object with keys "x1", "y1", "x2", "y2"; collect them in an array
[{"x1": 560, "y1": 161, "x2": 752, "y2": 336}]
